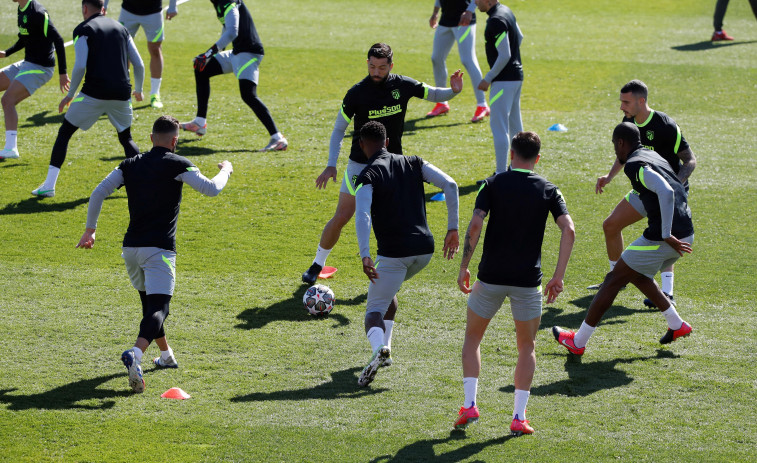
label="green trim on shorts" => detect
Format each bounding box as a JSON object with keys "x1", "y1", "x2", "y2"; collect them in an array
[
  {"x1": 43, "y1": 12, "x2": 49, "y2": 37},
  {"x1": 72, "y1": 96, "x2": 84, "y2": 103},
  {"x1": 340, "y1": 105, "x2": 351, "y2": 123},
  {"x1": 423, "y1": 84, "x2": 429, "y2": 100},
  {"x1": 73, "y1": 35, "x2": 79, "y2": 46},
  {"x1": 635, "y1": 109, "x2": 655, "y2": 128},
  {"x1": 16, "y1": 70, "x2": 45, "y2": 77},
  {"x1": 458, "y1": 26, "x2": 471, "y2": 43},
  {"x1": 638, "y1": 166, "x2": 647, "y2": 189},
  {"x1": 161, "y1": 254, "x2": 175, "y2": 273},
  {"x1": 489, "y1": 88, "x2": 504, "y2": 105},
  {"x1": 495, "y1": 31, "x2": 507, "y2": 48},
  {"x1": 236, "y1": 57, "x2": 259, "y2": 79},
  {"x1": 186, "y1": 166, "x2": 199, "y2": 172},
  {"x1": 674, "y1": 124, "x2": 682, "y2": 153},
  {"x1": 344, "y1": 167, "x2": 356, "y2": 195},
  {"x1": 151, "y1": 25, "x2": 164, "y2": 43},
  {"x1": 626, "y1": 244, "x2": 660, "y2": 251}
]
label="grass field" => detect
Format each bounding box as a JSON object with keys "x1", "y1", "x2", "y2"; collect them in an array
[{"x1": 1, "y1": 0, "x2": 756, "y2": 461}]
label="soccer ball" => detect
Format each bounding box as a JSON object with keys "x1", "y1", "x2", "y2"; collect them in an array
[{"x1": 303, "y1": 284, "x2": 335, "y2": 316}]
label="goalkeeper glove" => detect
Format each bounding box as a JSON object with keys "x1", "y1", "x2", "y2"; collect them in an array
[{"x1": 193, "y1": 44, "x2": 219, "y2": 72}]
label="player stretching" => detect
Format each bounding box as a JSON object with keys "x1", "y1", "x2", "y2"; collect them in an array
[
  {"x1": 354, "y1": 121, "x2": 459, "y2": 387},
  {"x1": 427, "y1": 0, "x2": 489, "y2": 122},
  {"x1": 32, "y1": 0, "x2": 144, "y2": 198},
  {"x1": 454, "y1": 131, "x2": 574, "y2": 436},
  {"x1": 591, "y1": 80, "x2": 696, "y2": 309},
  {"x1": 302, "y1": 43, "x2": 463, "y2": 285},
  {"x1": 0, "y1": 0, "x2": 69, "y2": 160},
  {"x1": 475, "y1": 0, "x2": 524, "y2": 173},
  {"x1": 553, "y1": 122, "x2": 694, "y2": 356},
  {"x1": 103, "y1": 0, "x2": 179, "y2": 109},
  {"x1": 180, "y1": 0, "x2": 287, "y2": 152},
  {"x1": 77, "y1": 116, "x2": 233, "y2": 393}
]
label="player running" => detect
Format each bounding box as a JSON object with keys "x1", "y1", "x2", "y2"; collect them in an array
[
  {"x1": 302, "y1": 42, "x2": 464, "y2": 285},
  {"x1": 427, "y1": 0, "x2": 489, "y2": 122},
  {"x1": 103, "y1": 0, "x2": 179, "y2": 109},
  {"x1": 475, "y1": 0, "x2": 524, "y2": 173},
  {"x1": 32, "y1": 0, "x2": 144, "y2": 198},
  {"x1": 592, "y1": 80, "x2": 696, "y2": 309},
  {"x1": 77, "y1": 115, "x2": 233, "y2": 393},
  {"x1": 353, "y1": 121, "x2": 459, "y2": 387},
  {"x1": 454, "y1": 131, "x2": 574, "y2": 436},
  {"x1": 180, "y1": 0, "x2": 287, "y2": 152},
  {"x1": 0, "y1": 0, "x2": 69, "y2": 160},
  {"x1": 553, "y1": 122, "x2": 694, "y2": 356}
]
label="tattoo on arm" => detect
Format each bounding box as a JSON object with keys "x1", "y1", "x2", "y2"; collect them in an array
[
  {"x1": 460, "y1": 209, "x2": 487, "y2": 268},
  {"x1": 676, "y1": 147, "x2": 696, "y2": 182}
]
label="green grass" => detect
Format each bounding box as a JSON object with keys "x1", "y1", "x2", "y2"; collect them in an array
[{"x1": 1, "y1": 0, "x2": 756, "y2": 461}]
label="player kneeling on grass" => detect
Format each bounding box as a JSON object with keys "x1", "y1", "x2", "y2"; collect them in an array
[
  {"x1": 553, "y1": 122, "x2": 694, "y2": 356},
  {"x1": 455, "y1": 131, "x2": 575, "y2": 436},
  {"x1": 354, "y1": 121, "x2": 459, "y2": 388},
  {"x1": 77, "y1": 115, "x2": 233, "y2": 393}
]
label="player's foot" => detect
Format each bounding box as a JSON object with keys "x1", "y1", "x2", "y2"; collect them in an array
[
  {"x1": 643, "y1": 292, "x2": 675, "y2": 309},
  {"x1": 587, "y1": 282, "x2": 603, "y2": 290},
  {"x1": 31, "y1": 185, "x2": 55, "y2": 198},
  {"x1": 453, "y1": 405, "x2": 480, "y2": 430},
  {"x1": 552, "y1": 326, "x2": 585, "y2": 355},
  {"x1": 180, "y1": 120, "x2": 207, "y2": 136},
  {"x1": 121, "y1": 349, "x2": 145, "y2": 393},
  {"x1": 150, "y1": 94, "x2": 164, "y2": 109},
  {"x1": 510, "y1": 416, "x2": 534, "y2": 436},
  {"x1": 470, "y1": 105, "x2": 490, "y2": 123},
  {"x1": 426, "y1": 102, "x2": 450, "y2": 118},
  {"x1": 381, "y1": 353, "x2": 392, "y2": 367},
  {"x1": 0, "y1": 147, "x2": 20, "y2": 159},
  {"x1": 302, "y1": 263, "x2": 322, "y2": 285},
  {"x1": 153, "y1": 354, "x2": 179, "y2": 369},
  {"x1": 711, "y1": 30, "x2": 734, "y2": 41},
  {"x1": 260, "y1": 136, "x2": 288, "y2": 152},
  {"x1": 357, "y1": 345, "x2": 390, "y2": 387},
  {"x1": 659, "y1": 321, "x2": 692, "y2": 345}
]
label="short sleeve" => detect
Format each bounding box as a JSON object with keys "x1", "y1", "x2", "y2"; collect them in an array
[
  {"x1": 549, "y1": 185, "x2": 569, "y2": 221},
  {"x1": 474, "y1": 180, "x2": 491, "y2": 213}
]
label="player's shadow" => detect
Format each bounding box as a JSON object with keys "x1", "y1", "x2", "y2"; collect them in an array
[
  {"x1": 500, "y1": 350, "x2": 678, "y2": 397},
  {"x1": 19, "y1": 110, "x2": 65, "y2": 128},
  {"x1": 0, "y1": 196, "x2": 119, "y2": 216},
  {"x1": 404, "y1": 116, "x2": 468, "y2": 135},
  {"x1": 235, "y1": 285, "x2": 360, "y2": 330},
  {"x1": 424, "y1": 183, "x2": 481, "y2": 202},
  {"x1": 539, "y1": 294, "x2": 637, "y2": 331},
  {"x1": 0, "y1": 372, "x2": 131, "y2": 411},
  {"x1": 230, "y1": 366, "x2": 387, "y2": 403},
  {"x1": 173, "y1": 138, "x2": 252, "y2": 158},
  {"x1": 370, "y1": 431, "x2": 515, "y2": 463},
  {"x1": 672, "y1": 40, "x2": 757, "y2": 51}
]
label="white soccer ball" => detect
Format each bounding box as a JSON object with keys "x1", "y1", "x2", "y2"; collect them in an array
[{"x1": 303, "y1": 284, "x2": 335, "y2": 316}]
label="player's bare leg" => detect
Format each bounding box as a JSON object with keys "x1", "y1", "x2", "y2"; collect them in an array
[
  {"x1": 147, "y1": 41, "x2": 164, "y2": 108},
  {"x1": 588, "y1": 198, "x2": 644, "y2": 289},
  {"x1": 1, "y1": 80, "x2": 30, "y2": 158},
  {"x1": 302, "y1": 192, "x2": 355, "y2": 284},
  {"x1": 382, "y1": 297, "x2": 398, "y2": 365},
  {"x1": 511, "y1": 316, "x2": 539, "y2": 436},
  {"x1": 455, "y1": 307, "x2": 490, "y2": 429}
]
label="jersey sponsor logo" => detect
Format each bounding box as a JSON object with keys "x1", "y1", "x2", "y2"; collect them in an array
[
  {"x1": 368, "y1": 104, "x2": 402, "y2": 119},
  {"x1": 391, "y1": 89, "x2": 400, "y2": 100},
  {"x1": 646, "y1": 130, "x2": 654, "y2": 141},
  {"x1": 642, "y1": 144, "x2": 654, "y2": 151}
]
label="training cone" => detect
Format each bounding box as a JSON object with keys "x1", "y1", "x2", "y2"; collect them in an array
[
  {"x1": 161, "y1": 387, "x2": 191, "y2": 400},
  {"x1": 548, "y1": 123, "x2": 568, "y2": 132},
  {"x1": 318, "y1": 266, "x2": 338, "y2": 279},
  {"x1": 430, "y1": 192, "x2": 446, "y2": 201}
]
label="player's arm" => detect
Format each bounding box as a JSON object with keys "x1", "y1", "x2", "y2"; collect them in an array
[
  {"x1": 458, "y1": 208, "x2": 487, "y2": 293},
  {"x1": 317, "y1": 102, "x2": 352, "y2": 188},
  {"x1": 422, "y1": 161, "x2": 459, "y2": 259},
  {"x1": 61, "y1": 36, "x2": 89, "y2": 111},
  {"x1": 459, "y1": 0, "x2": 476, "y2": 26},
  {"x1": 422, "y1": 78, "x2": 463, "y2": 103},
  {"x1": 596, "y1": 158, "x2": 623, "y2": 194},
  {"x1": 544, "y1": 213, "x2": 575, "y2": 303},
  {"x1": 2, "y1": 34, "x2": 26, "y2": 59},
  {"x1": 355, "y1": 183, "x2": 379, "y2": 283},
  {"x1": 46, "y1": 18, "x2": 70, "y2": 93},
  {"x1": 676, "y1": 146, "x2": 696, "y2": 183},
  {"x1": 126, "y1": 36, "x2": 145, "y2": 101},
  {"x1": 177, "y1": 161, "x2": 233, "y2": 197},
  {"x1": 166, "y1": 0, "x2": 178, "y2": 20},
  {"x1": 77, "y1": 167, "x2": 125, "y2": 249},
  {"x1": 480, "y1": 23, "x2": 511, "y2": 91},
  {"x1": 638, "y1": 167, "x2": 692, "y2": 256},
  {"x1": 103, "y1": 0, "x2": 110, "y2": 14},
  {"x1": 216, "y1": 4, "x2": 240, "y2": 50},
  {"x1": 430, "y1": 1, "x2": 440, "y2": 28}
]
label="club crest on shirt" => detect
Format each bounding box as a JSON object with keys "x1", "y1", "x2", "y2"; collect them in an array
[
  {"x1": 646, "y1": 130, "x2": 654, "y2": 141},
  {"x1": 392, "y1": 89, "x2": 400, "y2": 100},
  {"x1": 23, "y1": 15, "x2": 28, "y2": 24}
]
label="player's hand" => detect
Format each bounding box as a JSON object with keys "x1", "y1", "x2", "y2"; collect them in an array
[
  {"x1": 218, "y1": 160, "x2": 233, "y2": 174},
  {"x1": 58, "y1": 95, "x2": 72, "y2": 113},
  {"x1": 458, "y1": 11, "x2": 472, "y2": 26},
  {"x1": 457, "y1": 268, "x2": 472, "y2": 294},
  {"x1": 315, "y1": 166, "x2": 337, "y2": 189},
  {"x1": 478, "y1": 79, "x2": 490, "y2": 92},
  {"x1": 595, "y1": 175, "x2": 611, "y2": 194},
  {"x1": 194, "y1": 53, "x2": 210, "y2": 72},
  {"x1": 102, "y1": 8, "x2": 107, "y2": 16},
  {"x1": 543, "y1": 277, "x2": 564, "y2": 304},
  {"x1": 133, "y1": 91, "x2": 143, "y2": 102},
  {"x1": 166, "y1": 11, "x2": 178, "y2": 20},
  {"x1": 429, "y1": 14, "x2": 438, "y2": 29},
  {"x1": 362, "y1": 257, "x2": 379, "y2": 283},
  {"x1": 443, "y1": 229, "x2": 459, "y2": 260},
  {"x1": 664, "y1": 236, "x2": 692, "y2": 256},
  {"x1": 450, "y1": 69, "x2": 464, "y2": 93},
  {"x1": 59, "y1": 74, "x2": 70, "y2": 93},
  {"x1": 0, "y1": 51, "x2": 6, "y2": 59},
  {"x1": 76, "y1": 228, "x2": 96, "y2": 249}
]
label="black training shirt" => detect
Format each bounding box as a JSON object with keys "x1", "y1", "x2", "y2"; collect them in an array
[
  {"x1": 341, "y1": 74, "x2": 427, "y2": 163},
  {"x1": 484, "y1": 3, "x2": 522, "y2": 82},
  {"x1": 355, "y1": 149, "x2": 434, "y2": 258},
  {"x1": 73, "y1": 14, "x2": 133, "y2": 100},
  {"x1": 438, "y1": 0, "x2": 476, "y2": 27},
  {"x1": 119, "y1": 147, "x2": 196, "y2": 251},
  {"x1": 475, "y1": 169, "x2": 568, "y2": 287},
  {"x1": 623, "y1": 110, "x2": 689, "y2": 178},
  {"x1": 5, "y1": 0, "x2": 66, "y2": 73},
  {"x1": 212, "y1": 0, "x2": 264, "y2": 55},
  {"x1": 623, "y1": 147, "x2": 694, "y2": 241}
]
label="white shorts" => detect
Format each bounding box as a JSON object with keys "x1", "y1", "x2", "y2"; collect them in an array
[
  {"x1": 64, "y1": 93, "x2": 132, "y2": 132},
  {"x1": 340, "y1": 159, "x2": 368, "y2": 195},
  {"x1": 119, "y1": 9, "x2": 164, "y2": 43},
  {"x1": 214, "y1": 51, "x2": 262, "y2": 83},
  {"x1": 1, "y1": 61, "x2": 54, "y2": 95},
  {"x1": 122, "y1": 247, "x2": 176, "y2": 295}
]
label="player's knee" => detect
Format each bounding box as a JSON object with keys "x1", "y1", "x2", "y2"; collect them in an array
[
  {"x1": 331, "y1": 208, "x2": 354, "y2": 228},
  {"x1": 1, "y1": 92, "x2": 16, "y2": 109},
  {"x1": 602, "y1": 216, "x2": 621, "y2": 236},
  {"x1": 516, "y1": 338, "x2": 536, "y2": 355}
]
